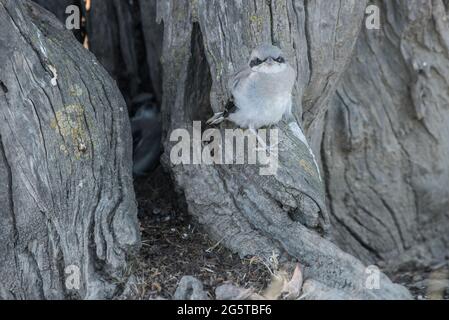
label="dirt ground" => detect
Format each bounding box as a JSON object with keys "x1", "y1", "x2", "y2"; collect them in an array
[
  {"x1": 132, "y1": 166, "x2": 271, "y2": 299},
  {"x1": 133, "y1": 166, "x2": 448, "y2": 300}
]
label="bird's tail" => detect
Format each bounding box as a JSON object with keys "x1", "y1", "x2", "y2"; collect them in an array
[{"x1": 206, "y1": 112, "x2": 226, "y2": 126}]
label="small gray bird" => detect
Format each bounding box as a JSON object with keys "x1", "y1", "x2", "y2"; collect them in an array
[{"x1": 207, "y1": 44, "x2": 296, "y2": 139}]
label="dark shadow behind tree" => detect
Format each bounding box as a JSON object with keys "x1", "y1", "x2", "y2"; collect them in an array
[{"x1": 85, "y1": 0, "x2": 153, "y2": 106}]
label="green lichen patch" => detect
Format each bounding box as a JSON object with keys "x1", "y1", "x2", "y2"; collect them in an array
[
  {"x1": 50, "y1": 104, "x2": 90, "y2": 159},
  {"x1": 69, "y1": 84, "x2": 83, "y2": 97},
  {"x1": 249, "y1": 15, "x2": 264, "y2": 31}
]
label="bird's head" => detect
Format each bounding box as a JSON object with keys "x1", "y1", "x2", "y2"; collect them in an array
[{"x1": 249, "y1": 44, "x2": 287, "y2": 74}]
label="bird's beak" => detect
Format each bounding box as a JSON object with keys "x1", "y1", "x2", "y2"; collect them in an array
[{"x1": 266, "y1": 57, "x2": 274, "y2": 65}]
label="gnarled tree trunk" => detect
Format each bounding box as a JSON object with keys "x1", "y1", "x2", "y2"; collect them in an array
[
  {"x1": 0, "y1": 0, "x2": 140, "y2": 299},
  {"x1": 151, "y1": 0, "x2": 411, "y2": 299}
]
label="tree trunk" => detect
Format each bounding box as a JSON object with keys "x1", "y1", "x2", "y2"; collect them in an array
[
  {"x1": 0, "y1": 0, "x2": 140, "y2": 299},
  {"x1": 323, "y1": 0, "x2": 449, "y2": 267},
  {"x1": 153, "y1": 0, "x2": 411, "y2": 299}
]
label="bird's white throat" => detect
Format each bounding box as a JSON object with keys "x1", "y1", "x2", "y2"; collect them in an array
[{"x1": 252, "y1": 63, "x2": 287, "y2": 74}]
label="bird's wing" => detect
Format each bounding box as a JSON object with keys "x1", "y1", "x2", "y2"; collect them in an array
[
  {"x1": 206, "y1": 67, "x2": 249, "y2": 126},
  {"x1": 223, "y1": 99, "x2": 237, "y2": 117},
  {"x1": 228, "y1": 66, "x2": 252, "y2": 96}
]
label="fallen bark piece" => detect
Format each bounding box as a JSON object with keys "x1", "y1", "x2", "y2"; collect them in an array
[
  {"x1": 282, "y1": 264, "x2": 304, "y2": 300},
  {"x1": 262, "y1": 263, "x2": 303, "y2": 300}
]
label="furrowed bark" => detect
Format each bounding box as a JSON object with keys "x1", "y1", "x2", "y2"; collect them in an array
[
  {"x1": 323, "y1": 0, "x2": 449, "y2": 267},
  {"x1": 0, "y1": 0, "x2": 140, "y2": 299}
]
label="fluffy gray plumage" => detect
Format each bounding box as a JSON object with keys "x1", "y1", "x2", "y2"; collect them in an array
[{"x1": 207, "y1": 44, "x2": 296, "y2": 129}]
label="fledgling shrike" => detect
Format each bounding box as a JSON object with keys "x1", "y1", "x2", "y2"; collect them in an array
[{"x1": 207, "y1": 44, "x2": 296, "y2": 146}]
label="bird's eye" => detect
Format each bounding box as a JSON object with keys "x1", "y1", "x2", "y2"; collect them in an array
[
  {"x1": 275, "y1": 57, "x2": 285, "y2": 63},
  {"x1": 250, "y1": 58, "x2": 263, "y2": 68}
]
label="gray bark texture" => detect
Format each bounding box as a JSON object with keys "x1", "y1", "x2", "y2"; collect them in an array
[
  {"x1": 0, "y1": 0, "x2": 140, "y2": 299},
  {"x1": 151, "y1": 0, "x2": 411, "y2": 299},
  {"x1": 322, "y1": 0, "x2": 449, "y2": 267}
]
